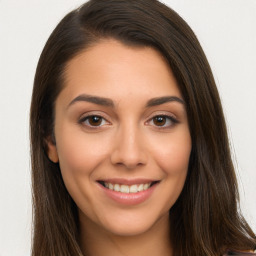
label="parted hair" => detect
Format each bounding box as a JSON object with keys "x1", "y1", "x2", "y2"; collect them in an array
[{"x1": 30, "y1": 0, "x2": 256, "y2": 255}]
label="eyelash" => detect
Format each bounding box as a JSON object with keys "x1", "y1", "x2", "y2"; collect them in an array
[
  {"x1": 146, "y1": 114, "x2": 179, "y2": 129},
  {"x1": 78, "y1": 114, "x2": 178, "y2": 130},
  {"x1": 79, "y1": 115, "x2": 110, "y2": 129}
]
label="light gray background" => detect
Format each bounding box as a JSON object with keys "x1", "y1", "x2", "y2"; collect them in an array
[{"x1": 0, "y1": 0, "x2": 255, "y2": 255}]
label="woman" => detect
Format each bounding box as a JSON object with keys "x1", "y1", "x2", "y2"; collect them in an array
[{"x1": 30, "y1": 0, "x2": 256, "y2": 255}]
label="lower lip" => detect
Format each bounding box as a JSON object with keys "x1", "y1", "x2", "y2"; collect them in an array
[{"x1": 98, "y1": 183, "x2": 158, "y2": 206}]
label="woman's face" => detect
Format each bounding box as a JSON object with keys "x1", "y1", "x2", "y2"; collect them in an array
[{"x1": 47, "y1": 39, "x2": 191, "y2": 236}]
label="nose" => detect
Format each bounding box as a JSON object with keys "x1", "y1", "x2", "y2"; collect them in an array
[{"x1": 110, "y1": 124, "x2": 148, "y2": 169}]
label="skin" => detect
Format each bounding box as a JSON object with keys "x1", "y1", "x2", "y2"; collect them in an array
[{"x1": 47, "y1": 39, "x2": 191, "y2": 256}]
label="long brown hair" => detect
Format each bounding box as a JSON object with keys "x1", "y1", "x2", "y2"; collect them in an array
[{"x1": 30, "y1": 0, "x2": 256, "y2": 255}]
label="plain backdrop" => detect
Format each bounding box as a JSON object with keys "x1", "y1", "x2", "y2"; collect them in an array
[{"x1": 0, "y1": 0, "x2": 255, "y2": 255}]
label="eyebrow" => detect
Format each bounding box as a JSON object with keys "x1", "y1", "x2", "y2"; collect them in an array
[
  {"x1": 68, "y1": 94, "x2": 184, "y2": 108},
  {"x1": 146, "y1": 96, "x2": 184, "y2": 107},
  {"x1": 68, "y1": 94, "x2": 114, "y2": 107}
]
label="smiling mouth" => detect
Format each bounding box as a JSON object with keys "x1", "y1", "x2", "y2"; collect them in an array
[{"x1": 97, "y1": 181, "x2": 160, "y2": 194}]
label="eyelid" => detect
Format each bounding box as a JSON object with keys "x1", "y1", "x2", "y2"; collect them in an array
[
  {"x1": 78, "y1": 112, "x2": 112, "y2": 129},
  {"x1": 145, "y1": 112, "x2": 179, "y2": 129},
  {"x1": 146, "y1": 111, "x2": 178, "y2": 122}
]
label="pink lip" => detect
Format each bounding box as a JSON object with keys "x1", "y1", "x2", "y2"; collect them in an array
[{"x1": 97, "y1": 181, "x2": 159, "y2": 206}]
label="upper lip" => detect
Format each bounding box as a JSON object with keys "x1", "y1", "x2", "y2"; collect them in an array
[{"x1": 97, "y1": 178, "x2": 159, "y2": 185}]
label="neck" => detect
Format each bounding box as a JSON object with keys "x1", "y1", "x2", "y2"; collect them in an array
[{"x1": 79, "y1": 213, "x2": 173, "y2": 256}]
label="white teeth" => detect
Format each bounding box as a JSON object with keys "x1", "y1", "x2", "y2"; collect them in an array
[
  {"x1": 129, "y1": 184, "x2": 138, "y2": 193},
  {"x1": 138, "y1": 184, "x2": 144, "y2": 192},
  {"x1": 114, "y1": 184, "x2": 120, "y2": 192},
  {"x1": 108, "y1": 183, "x2": 114, "y2": 190},
  {"x1": 143, "y1": 183, "x2": 150, "y2": 190},
  {"x1": 103, "y1": 182, "x2": 153, "y2": 193},
  {"x1": 120, "y1": 185, "x2": 129, "y2": 193}
]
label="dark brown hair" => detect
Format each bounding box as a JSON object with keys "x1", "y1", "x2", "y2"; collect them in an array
[{"x1": 30, "y1": 0, "x2": 256, "y2": 255}]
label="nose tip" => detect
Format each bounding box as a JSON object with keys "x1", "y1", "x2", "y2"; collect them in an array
[
  {"x1": 110, "y1": 130, "x2": 147, "y2": 169},
  {"x1": 111, "y1": 149, "x2": 147, "y2": 169}
]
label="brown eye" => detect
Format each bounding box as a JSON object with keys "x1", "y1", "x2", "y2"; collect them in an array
[
  {"x1": 152, "y1": 116, "x2": 167, "y2": 126},
  {"x1": 80, "y1": 115, "x2": 108, "y2": 127},
  {"x1": 87, "y1": 116, "x2": 102, "y2": 126},
  {"x1": 147, "y1": 115, "x2": 178, "y2": 129}
]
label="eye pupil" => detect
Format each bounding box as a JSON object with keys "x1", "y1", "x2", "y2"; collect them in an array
[
  {"x1": 88, "y1": 116, "x2": 102, "y2": 126},
  {"x1": 153, "y1": 116, "x2": 166, "y2": 126}
]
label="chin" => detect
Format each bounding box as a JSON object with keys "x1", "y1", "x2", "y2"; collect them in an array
[
  {"x1": 96, "y1": 208, "x2": 169, "y2": 237},
  {"x1": 103, "y1": 222, "x2": 152, "y2": 237}
]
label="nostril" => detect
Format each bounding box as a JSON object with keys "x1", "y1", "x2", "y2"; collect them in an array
[{"x1": 110, "y1": 150, "x2": 148, "y2": 169}]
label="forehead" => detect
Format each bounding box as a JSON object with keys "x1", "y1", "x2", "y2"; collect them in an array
[{"x1": 59, "y1": 39, "x2": 182, "y2": 105}]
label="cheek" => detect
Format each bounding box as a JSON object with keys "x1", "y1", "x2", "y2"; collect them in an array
[
  {"x1": 150, "y1": 130, "x2": 191, "y2": 211},
  {"x1": 55, "y1": 127, "x2": 112, "y2": 186},
  {"x1": 55, "y1": 128, "x2": 114, "y2": 217},
  {"x1": 151, "y1": 130, "x2": 191, "y2": 176}
]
